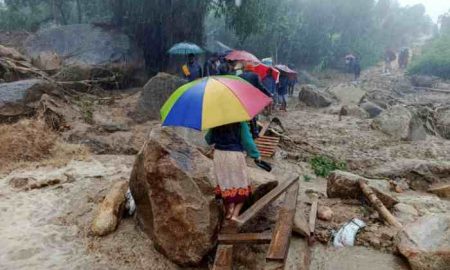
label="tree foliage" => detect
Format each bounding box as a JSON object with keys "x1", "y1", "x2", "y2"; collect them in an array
[{"x1": 0, "y1": 0, "x2": 435, "y2": 72}]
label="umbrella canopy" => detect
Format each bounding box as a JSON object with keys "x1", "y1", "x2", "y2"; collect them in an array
[
  {"x1": 225, "y1": 50, "x2": 260, "y2": 63},
  {"x1": 168, "y1": 42, "x2": 204, "y2": 55},
  {"x1": 254, "y1": 64, "x2": 280, "y2": 82},
  {"x1": 261, "y1": 57, "x2": 273, "y2": 66},
  {"x1": 275, "y1": 64, "x2": 297, "y2": 74},
  {"x1": 161, "y1": 76, "x2": 272, "y2": 131}
]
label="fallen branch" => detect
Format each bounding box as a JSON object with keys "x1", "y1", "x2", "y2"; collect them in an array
[{"x1": 358, "y1": 180, "x2": 402, "y2": 229}]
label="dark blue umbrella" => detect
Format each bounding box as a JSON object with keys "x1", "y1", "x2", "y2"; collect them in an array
[{"x1": 168, "y1": 42, "x2": 204, "y2": 55}]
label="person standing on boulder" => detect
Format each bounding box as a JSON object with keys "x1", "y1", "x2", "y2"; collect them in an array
[
  {"x1": 182, "y1": 53, "x2": 203, "y2": 81},
  {"x1": 205, "y1": 122, "x2": 261, "y2": 220}
]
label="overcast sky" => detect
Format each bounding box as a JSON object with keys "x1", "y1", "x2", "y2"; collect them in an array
[{"x1": 398, "y1": 0, "x2": 450, "y2": 22}]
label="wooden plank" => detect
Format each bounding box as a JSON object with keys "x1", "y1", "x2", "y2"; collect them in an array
[
  {"x1": 258, "y1": 137, "x2": 280, "y2": 142},
  {"x1": 212, "y1": 245, "x2": 233, "y2": 270},
  {"x1": 266, "y1": 182, "x2": 299, "y2": 262},
  {"x1": 234, "y1": 175, "x2": 299, "y2": 227},
  {"x1": 308, "y1": 197, "x2": 318, "y2": 236},
  {"x1": 258, "y1": 121, "x2": 271, "y2": 137},
  {"x1": 264, "y1": 261, "x2": 285, "y2": 270},
  {"x1": 307, "y1": 195, "x2": 318, "y2": 246},
  {"x1": 256, "y1": 141, "x2": 278, "y2": 147},
  {"x1": 218, "y1": 232, "x2": 272, "y2": 245},
  {"x1": 359, "y1": 180, "x2": 403, "y2": 229}
]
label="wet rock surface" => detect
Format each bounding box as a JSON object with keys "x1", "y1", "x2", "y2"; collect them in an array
[
  {"x1": 371, "y1": 105, "x2": 426, "y2": 141},
  {"x1": 327, "y1": 170, "x2": 398, "y2": 208},
  {"x1": 397, "y1": 214, "x2": 450, "y2": 270},
  {"x1": 298, "y1": 84, "x2": 332, "y2": 108},
  {"x1": 0, "y1": 79, "x2": 58, "y2": 120},
  {"x1": 129, "y1": 126, "x2": 220, "y2": 265},
  {"x1": 132, "y1": 72, "x2": 186, "y2": 122}
]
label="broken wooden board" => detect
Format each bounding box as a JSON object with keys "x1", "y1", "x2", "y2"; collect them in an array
[
  {"x1": 266, "y1": 182, "x2": 299, "y2": 262},
  {"x1": 234, "y1": 175, "x2": 299, "y2": 227},
  {"x1": 307, "y1": 195, "x2": 318, "y2": 246},
  {"x1": 218, "y1": 232, "x2": 272, "y2": 245},
  {"x1": 256, "y1": 135, "x2": 281, "y2": 157},
  {"x1": 212, "y1": 245, "x2": 233, "y2": 270}
]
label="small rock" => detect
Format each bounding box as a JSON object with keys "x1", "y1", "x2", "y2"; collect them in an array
[
  {"x1": 91, "y1": 180, "x2": 128, "y2": 236},
  {"x1": 360, "y1": 101, "x2": 383, "y2": 118},
  {"x1": 317, "y1": 205, "x2": 333, "y2": 221}
]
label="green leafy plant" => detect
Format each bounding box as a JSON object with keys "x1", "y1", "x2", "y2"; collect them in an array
[
  {"x1": 309, "y1": 155, "x2": 347, "y2": 177},
  {"x1": 408, "y1": 34, "x2": 450, "y2": 79},
  {"x1": 303, "y1": 174, "x2": 312, "y2": 182}
]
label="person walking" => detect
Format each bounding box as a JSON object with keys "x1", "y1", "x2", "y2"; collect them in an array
[
  {"x1": 384, "y1": 49, "x2": 396, "y2": 74},
  {"x1": 262, "y1": 68, "x2": 277, "y2": 112},
  {"x1": 240, "y1": 64, "x2": 272, "y2": 137},
  {"x1": 204, "y1": 53, "x2": 220, "y2": 76},
  {"x1": 353, "y1": 56, "x2": 361, "y2": 81},
  {"x1": 205, "y1": 122, "x2": 260, "y2": 220},
  {"x1": 182, "y1": 53, "x2": 203, "y2": 81},
  {"x1": 288, "y1": 76, "x2": 297, "y2": 96},
  {"x1": 278, "y1": 73, "x2": 289, "y2": 111}
]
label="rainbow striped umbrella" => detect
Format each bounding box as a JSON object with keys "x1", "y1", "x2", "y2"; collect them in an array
[{"x1": 161, "y1": 76, "x2": 272, "y2": 130}]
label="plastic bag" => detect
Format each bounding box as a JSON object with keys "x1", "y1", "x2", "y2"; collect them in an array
[
  {"x1": 125, "y1": 188, "x2": 136, "y2": 216},
  {"x1": 332, "y1": 218, "x2": 366, "y2": 248}
]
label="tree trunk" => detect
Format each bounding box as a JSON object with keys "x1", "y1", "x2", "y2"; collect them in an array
[{"x1": 76, "y1": 0, "x2": 82, "y2": 23}]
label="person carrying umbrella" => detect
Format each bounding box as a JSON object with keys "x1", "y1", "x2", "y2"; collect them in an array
[
  {"x1": 239, "y1": 64, "x2": 272, "y2": 137},
  {"x1": 182, "y1": 53, "x2": 203, "y2": 81},
  {"x1": 204, "y1": 53, "x2": 220, "y2": 76},
  {"x1": 262, "y1": 68, "x2": 277, "y2": 112},
  {"x1": 160, "y1": 76, "x2": 272, "y2": 221},
  {"x1": 205, "y1": 122, "x2": 260, "y2": 220}
]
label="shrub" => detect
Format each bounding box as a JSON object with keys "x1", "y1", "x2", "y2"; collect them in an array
[
  {"x1": 310, "y1": 155, "x2": 347, "y2": 177},
  {"x1": 408, "y1": 34, "x2": 450, "y2": 79}
]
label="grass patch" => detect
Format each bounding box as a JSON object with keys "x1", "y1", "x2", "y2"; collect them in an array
[{"x1": 310, "y1": 155, "x2": 347, "y2": 177}]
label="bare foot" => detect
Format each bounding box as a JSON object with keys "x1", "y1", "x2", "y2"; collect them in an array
[{"x1": 225, "y1": 203, "x2": 235, "y2": 219}]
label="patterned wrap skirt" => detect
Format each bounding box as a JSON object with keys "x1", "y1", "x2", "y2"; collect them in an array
[{"x1": 213, "y1": 149, "x2": 251, "y2": 204}]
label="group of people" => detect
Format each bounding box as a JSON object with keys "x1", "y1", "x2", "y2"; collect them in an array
[
  {"x1": 345, "y1": 54, "x2": 361, "y2": 81},
  {"x1": 182, "y1": 53, "x2": 297, "y2": 114},
  {"x1": 180, "y1": 52, "x2": 298, "y2": 220},
  {"x1": 181, "y1": 53, "x2": 231, "y2": 81},
  {"x1": 384, "y1": 47, "x2": 410, "y2": 74}
]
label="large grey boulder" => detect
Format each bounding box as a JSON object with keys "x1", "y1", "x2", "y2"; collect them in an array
[
  {"x1": 410, "y1": 75, "x2": 439, "y2": 88},
  {"x1": 434, "y1": 107, "x2": 450, "y2": 139},
  {"x1": 132, "y1": 73, "x2": 186, "y2": 122},
  {"x1": 128, "y1": 126, "x2": 276, "y2": 265},
  {"x1": 371, "y1": 105, "x2": 426, "y2": 141},
  {"x1": 0, "y1": 79, "x2": 58, "y2": 120},
  {"x1": 298, "y1": 85, "x2": 332, "y2": 108},
  {"x1": 24, "y1": 24, "x2": 144, "y2": 85},
  {"x1": 397, "y1": 214, "x2": 450, "y2": 270},
  {"x1": 129, "y1": 126, "x2": 220, "y2": 265},
  {"x1": 327, "y1": 83, "x2": 366, "y2": 105}
]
